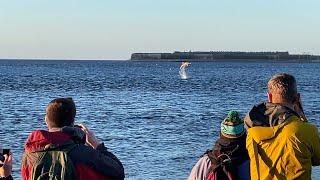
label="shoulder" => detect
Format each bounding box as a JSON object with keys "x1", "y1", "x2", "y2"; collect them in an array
[
  {"x1": 68, "y1": 144, "x2": 98, "y2": 164},
  {"x1": 192, "y1": 155, "x2": 211, "y2": 169},
  {"x1": 286, "y1": 116, "x2": 318, "y2": 134},
  {"x1": 68, "y1": 144, "x2": 125, "y2": 179},
  {"x1": 188, "y1": 155, "x2": 211, "y2": 180},
  {"x1": 282, "y1": 117, "x2": 320, "y2": 147}
]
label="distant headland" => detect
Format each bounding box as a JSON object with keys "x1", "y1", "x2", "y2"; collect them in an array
[{"x1": 130, "y1": 51, "x2": 320, "y2": 62}]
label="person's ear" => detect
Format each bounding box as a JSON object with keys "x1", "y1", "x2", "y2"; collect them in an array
[
  {"x1": 45, "y1": 116, "x2": 49, "y2": 128},
  {"x1": 267, "y1": 92, "x2": 273, "y2": 102}
]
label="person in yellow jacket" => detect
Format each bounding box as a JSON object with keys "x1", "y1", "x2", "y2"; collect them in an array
[{"x1": 244, "y1": 73, "x2": 320, "y2": 180}]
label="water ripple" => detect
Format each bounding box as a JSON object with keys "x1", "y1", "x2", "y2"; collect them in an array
[{"x1": 0, "y1": 60, "x2": 320, "y2": 179}]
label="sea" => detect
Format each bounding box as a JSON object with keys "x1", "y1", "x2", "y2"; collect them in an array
[{"x1": 0, "y1": 60, "x2": 320, "y2": 179}]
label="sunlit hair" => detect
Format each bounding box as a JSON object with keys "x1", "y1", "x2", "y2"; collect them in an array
[
  {"x1": 46, "y1": 97, "x2": 76, "y2": 128},
  {"x1": 268, "y1": 73, "x2": 297, "y2": 103}
]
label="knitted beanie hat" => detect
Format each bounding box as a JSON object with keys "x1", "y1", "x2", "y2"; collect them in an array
[{"x1": 220, "y1": 111, "x2": 245, "y2": 138}]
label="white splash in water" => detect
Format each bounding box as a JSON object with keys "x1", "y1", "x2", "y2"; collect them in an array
[{"x1": 179, "y1": 62, "x2": 191, "y2": 79}]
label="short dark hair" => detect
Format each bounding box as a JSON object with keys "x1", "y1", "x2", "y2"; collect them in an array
[
  {"x1": 46, "y1": 97, "x2": 76, "y2": 128},
  {"x1": 268, "y1": 73, "x2": 297, "y2": 103}
]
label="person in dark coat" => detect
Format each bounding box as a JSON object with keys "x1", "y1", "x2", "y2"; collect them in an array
[
  {"x1": 188, "y1": 111, "x2": 250, "y2": 180},
  {"x1": 21, "y1": 97, "x2": 125, "y2": 180}
]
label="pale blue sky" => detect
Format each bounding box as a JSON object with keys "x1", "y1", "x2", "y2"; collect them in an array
[{"x1": 1, "y1": 0, "x2": 319, "y2": 60}]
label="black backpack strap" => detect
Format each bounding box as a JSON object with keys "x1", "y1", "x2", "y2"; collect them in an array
[
  {"x1": 30, "y1": 140, "x2": 78, "y2": 154},
  {"x1": 205, "y1": 145, "x2": 241, "y2": 180},
  {"x1": 205, "y1": 150, "x2": 219, "y2": 179}
]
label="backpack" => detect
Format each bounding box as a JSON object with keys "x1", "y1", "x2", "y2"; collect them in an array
[
  {"x1": 205, "y1": 145, "x2": 240, "y2": 180},
  {"x1": 29, "y1": 142, "x2": 78, "y2": 180}
]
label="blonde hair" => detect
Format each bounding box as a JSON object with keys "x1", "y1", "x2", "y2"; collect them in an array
[{"x1": 267, "y1": 73, "x2": 297, "y2": 103}]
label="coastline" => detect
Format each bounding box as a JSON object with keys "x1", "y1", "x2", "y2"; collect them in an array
[
  {"x1": 129, "y1": 58, "x2": 320, "y2": 63},
  {"x1": 130, "y1": 51, "x2": 320, "y2": 63}
]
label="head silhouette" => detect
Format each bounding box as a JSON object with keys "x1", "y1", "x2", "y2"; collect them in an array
[
  {"x1": 45, "y1": 97, "x2": 76, "y2": 129},
  {"x1": 267, "y1": 73, "x2": 298, "y2": 104}
]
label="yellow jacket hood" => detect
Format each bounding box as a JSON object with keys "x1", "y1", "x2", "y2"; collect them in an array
[
  {"x1": 245, "y1": 102, "x2": 320, "y2": 180},
  {"x1": 244, "y1": 102, "x2": 300, "y2": 141}
]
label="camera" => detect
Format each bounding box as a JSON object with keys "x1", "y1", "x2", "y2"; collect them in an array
[
  {"x1": 0, "y1": 149, "x2": 10, "y2": 162},
  {"x1": 73, "y1": 125, "x2": 82, "y2": 129}
]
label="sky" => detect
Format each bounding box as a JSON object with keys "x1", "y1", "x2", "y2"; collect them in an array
[{"x1": 0, "y1": 0, "x2": 319, "y2": 60}]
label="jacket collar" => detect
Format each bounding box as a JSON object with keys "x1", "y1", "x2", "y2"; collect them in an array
[
  {"x1": 25, "y1": 126, "x2": 86, "y2": 151},
  {"x1": 245, "y1": 102, "x2": 297, "y2": 129}
]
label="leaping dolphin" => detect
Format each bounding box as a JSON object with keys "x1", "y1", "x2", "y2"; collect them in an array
[{"x1": 180, "y1": 62, "x2": 191, "y2": 70}]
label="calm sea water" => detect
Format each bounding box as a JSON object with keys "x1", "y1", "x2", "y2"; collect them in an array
[{"x1": 0, "y1": 60, "x2": 320, "y2": 179}]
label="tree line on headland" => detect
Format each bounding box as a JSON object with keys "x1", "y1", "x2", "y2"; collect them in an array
[{"x1": 130, "y1": 51, "x2": 320, "y2": 62}]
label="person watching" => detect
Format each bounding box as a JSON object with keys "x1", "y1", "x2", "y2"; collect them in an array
[
  {"x1": 188, "y1": 111, "x2": 250, "y2": 180},
  {"x1": 245, "y1": 73, "x2": 320, "y2": 179},
  {"x1": 0, "y1": 149, "x2": 13, "y2": 180},
  {"x1": 21, "y1": 97, "x2": 125, "y2": 180}
]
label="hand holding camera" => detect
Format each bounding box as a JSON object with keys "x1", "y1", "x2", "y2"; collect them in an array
[
  {"x1": 0, "y1": 149, "x2": 10, "y2": 162},
  {"x1": 0, "y1": 148, "x2": 12, "y2": 178},
  {"x1": 77, "y1": 124, "x2": 102, "y2": 149}
]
